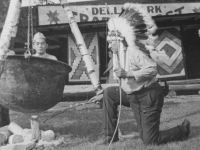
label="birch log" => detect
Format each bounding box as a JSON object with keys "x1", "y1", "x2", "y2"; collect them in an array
[
  {"x1": 8, "y1": 122, "x2": 23, "y2": 135},
  {"x1": 8, "y1": 134, "x2": 24, "y2": 144},
  {"x1": 60, "y1": 0, "x2": 103, "y2": 94},
  {"x1": 0, "y1": 0, "x2": 21, "y2": 60}
]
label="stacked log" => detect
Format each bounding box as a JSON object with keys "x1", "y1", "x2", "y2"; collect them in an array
[
  {"x1": 167, "y1": 79, "x2": 200, "y2": 96},
  {"x1": 0, "y1": 122, "x2": 64, "y2": 150},
  {"x1": 0, "y1": 126, "x2": 11, "y2": 146}
]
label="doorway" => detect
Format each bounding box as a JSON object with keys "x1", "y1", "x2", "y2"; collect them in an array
[
  {"x1": 98, "y1": 32, "x2": 109, "y2": 83},
  {"x1": 182, "y1": 25, "x2": 200, "y2": 79}
]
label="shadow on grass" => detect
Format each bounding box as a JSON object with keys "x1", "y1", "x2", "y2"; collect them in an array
[
  {"x1": 38, "y1": 108, "x2": 138, "y2": 145},
  {"x1": 164, "y1": 109, "x2": 200, "y2": 124},
  {"x1": 176, "y1": 90, "x2": 199, "y2": 95},
  {"x1": 119, "y1": 121, "x2": 138, "y2": 134},
  {"x1": 40, "y1": 111, "x2": 101, "y2": 137}
]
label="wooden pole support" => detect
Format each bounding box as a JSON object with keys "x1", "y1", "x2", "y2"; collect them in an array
[
  {"x1": 60, "y1": 0, "x2": 103, "y2": 93},
  {"x1": 30, "y1": 115, "x2": 40, "y2": 141}
]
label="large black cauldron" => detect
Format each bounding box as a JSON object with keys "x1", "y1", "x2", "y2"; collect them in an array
[{"x1": 0, "y1": 55, "x2": 72, "y2": 113}]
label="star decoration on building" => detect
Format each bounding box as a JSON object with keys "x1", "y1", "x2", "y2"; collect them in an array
[
  {"x1": 47, "y1": 10, "x2": 60, "y2": 24},
  {"x1": 38, "y1": 0, "x2": 55, "y2": 5},
  {"x1": 193, "y1": 7, "x2": 200, "y2": 13}
]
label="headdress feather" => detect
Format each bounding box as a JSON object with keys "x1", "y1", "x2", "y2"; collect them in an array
[{"x1": 107, "y1": 3, "x2": 157, "y2": 52}]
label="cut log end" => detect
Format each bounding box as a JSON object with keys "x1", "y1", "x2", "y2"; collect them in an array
[
  {"x1": 0, "y1": 131, "x2": 11, "y2": 145},
  {"x1": 8, "y1": 134, "x2": 24, "y2": 144}
]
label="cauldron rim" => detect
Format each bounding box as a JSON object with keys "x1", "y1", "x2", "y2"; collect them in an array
[{"x1": 5, "y1": 54, "x2": 72, "y2": 72}]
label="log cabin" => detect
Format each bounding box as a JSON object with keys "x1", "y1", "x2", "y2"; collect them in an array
[{"x1": 2, "y1": 0, "x2": 200, "y2": 98}]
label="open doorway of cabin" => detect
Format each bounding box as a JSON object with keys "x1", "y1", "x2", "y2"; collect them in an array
[{"x1": 182, "y1": 25, "x2": 200, "y2": 79}]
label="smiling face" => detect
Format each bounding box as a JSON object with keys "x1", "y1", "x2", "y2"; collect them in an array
[{"x1": 33, "y1": 38, "x2": 48, "y2": 55}]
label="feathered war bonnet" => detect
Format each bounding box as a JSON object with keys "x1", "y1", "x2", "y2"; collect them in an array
[{"x1": 107, "y1": 3, "x2": 158, "y2": 52}]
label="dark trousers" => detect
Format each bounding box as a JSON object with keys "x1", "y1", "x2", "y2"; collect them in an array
[
  {"x1": 102, "y1": 82, "x2": 186, "y2": 145},
  {"x1": 0, "y1": 105, "x2": 10, "y2": 127}
]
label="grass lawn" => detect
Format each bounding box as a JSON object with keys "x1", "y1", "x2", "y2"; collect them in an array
[{"x1": 9, "y1": 95, "x2": 200, "y2": 150}]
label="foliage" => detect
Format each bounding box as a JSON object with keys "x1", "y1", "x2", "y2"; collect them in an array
[
  {"x1": 0, "y1": 0, "x2": 33, "y2": 43},
  {"x1": 0, "y1": 0, "x2": 10, "y2": 23}
]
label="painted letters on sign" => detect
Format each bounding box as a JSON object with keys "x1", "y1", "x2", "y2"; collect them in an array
[{"x1": 38, "y1": 3, "x2": 200, "y2": 25}]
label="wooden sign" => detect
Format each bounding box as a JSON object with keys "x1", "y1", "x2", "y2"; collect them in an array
[{"x1": 38, "y1": 3, "x2": 200, "y2": 25}]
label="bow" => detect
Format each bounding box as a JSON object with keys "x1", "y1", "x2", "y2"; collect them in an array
[{"x1": 105, "y1": 3, "x2": 124, "y2": 150}]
